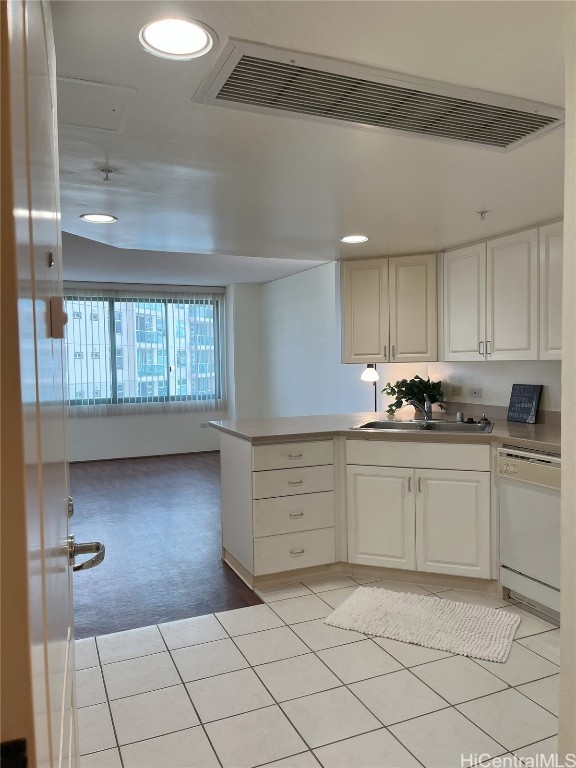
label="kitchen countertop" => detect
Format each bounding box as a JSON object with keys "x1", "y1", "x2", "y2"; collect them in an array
[{"x1": 209, "y1": 412, "x2": 561, "y2": 454}]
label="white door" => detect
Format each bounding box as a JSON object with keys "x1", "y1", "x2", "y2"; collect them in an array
[
  {"x1": 3, "y1": 2, "x2": 77, "y2": 764},
  {"x1": 443, "y1": 243, "x2": 487, "y2": 361},
  {"x1": 341, "y1": 259, "x2": 389, "y2": 363},
  {"x1": 539, "y1": 221, "x2": 563, "y2": 360},
  {"x1": 389, "y1": 254, "x2": 437, "y2": 362},
  {"x1": 415, "y1": 469, "x2": 490, "y2": 578},
  {"x1": 347, "y1": 466, "x2": 415, "y2": 569},
  {"x1": 486, "y1": 228, "x2": 539, "y2": 360}
]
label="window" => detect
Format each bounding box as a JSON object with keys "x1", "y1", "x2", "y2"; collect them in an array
[
  {"x1": 138, "y1": 382, "x2": 153, "y2": 397},
  {"x1": 64, "y1": 289, "x2": 224, "y2": 414}
]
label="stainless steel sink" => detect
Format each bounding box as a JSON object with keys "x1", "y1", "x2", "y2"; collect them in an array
[{"x1": 350, "y1": 420, "x2": 493, "y2": 433}]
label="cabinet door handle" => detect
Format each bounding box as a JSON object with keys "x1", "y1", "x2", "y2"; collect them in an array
[
  {"x1": 288, "y1": 480, "x2": 303, "y2": 486},
  {"x1": 392, "y1": 345, "x2": 396, "y2": 359},
  {"x1": 384, "y1": 345, "x2": 387, "y2": 360},
  {"x1": 290, "y1": 548, "x2": 305, "y2": 556},
  {"x1": 486, "y1": 340, "x2": 492, "y2": 355},
  {"x1": 418, "y1": 477, "x2": 422, "y2": 493},
  {"x1": 289, "y1": 511, "x2": 304, "y2": 518},
  {"x1": 407, "y1": 476, "x2": 412, "y2": 492},
  {"x1": 288, "y1": 452, "x2": 303, "y2": 459},
  {"x1": 478, "y1": 341, "x2": 484, "y2": 356}
]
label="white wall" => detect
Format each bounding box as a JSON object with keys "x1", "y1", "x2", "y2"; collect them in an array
[
  {"x1": 261, "y1": 263, "x2": 379, "y2": 416},
  {"x1": 259, "y1": 261, "x2": 562, "y2": 417},
  {"x1": 67, "y1": 410, "x2": 224, "y2": 461},
  {"x1": 226, "y1": 284, "x2": 265, "y2": 420}
]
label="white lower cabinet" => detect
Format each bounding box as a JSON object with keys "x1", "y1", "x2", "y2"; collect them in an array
[
  {"x1": 347, "y1": 444, "x2": 491, "y2": 579},
  {"x1": 415, "y1": 469, "x2": 490, "y2": 578},
  {"x1": 347, "y1": 466, "x2": 415, "y2": 570}
]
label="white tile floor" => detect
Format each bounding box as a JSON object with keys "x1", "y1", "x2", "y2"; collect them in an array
[{"x1": 76, "y1": 580, "x2": 560, "y2": 768}]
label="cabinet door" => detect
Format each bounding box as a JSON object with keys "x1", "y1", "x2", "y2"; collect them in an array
[
  {"x1": 443, "y1": 243, "x2": 487, "y2": 361},
  {"x1": 486, "y1": 229, "x2": 539, "y2": 360},
  {"x1": 539, "y1": 222, "x2": 563, "y2": 360},
  {"x1": 415, "y1": 469, "x2": 490, "y2": 578},
  {"x1": 347, "y1": 466, "x2": 415, "y2": 569},
  {"x1": 341, "y1": 259, "x2": 389, "y2": 363},
  {"x1": 389, "y1": 254, "x2": 437, "y2": 362}
]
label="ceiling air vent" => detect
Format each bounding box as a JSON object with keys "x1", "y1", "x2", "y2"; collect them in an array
[{"x1": 193, "y1": 40, "x2": 564, "y2": 151}]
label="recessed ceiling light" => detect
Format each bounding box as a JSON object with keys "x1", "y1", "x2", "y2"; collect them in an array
[
  {"x1": 340, "y1": 234, "x2": 369, "y2": 244},
  {"x1": 139, "y1": 18, "x2": 216, "y2": 60},
  {"x1": 80, "y1": 213, "x2": 118, "y2": 224}
]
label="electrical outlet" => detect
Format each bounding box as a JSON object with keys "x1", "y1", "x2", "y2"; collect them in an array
[
  {"x1": 450, "y1": 385, "x2": 463, "y2": 396},
  {"x1": 471, "y1": 387, "x2": 482, "y2": 398}
]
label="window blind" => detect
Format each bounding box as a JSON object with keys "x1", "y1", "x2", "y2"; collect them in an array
[{"x1": 64, "y1": 285, "x2": 225, "y2": 417}]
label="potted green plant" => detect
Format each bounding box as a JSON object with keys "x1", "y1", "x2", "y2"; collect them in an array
[{"x1": 382, "y1": 375, "x2": 445, "y2": 416}]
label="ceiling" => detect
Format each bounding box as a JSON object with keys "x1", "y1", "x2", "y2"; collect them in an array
[{"x1": 52, "y1": 1, "x2": 566, "y2": 286}]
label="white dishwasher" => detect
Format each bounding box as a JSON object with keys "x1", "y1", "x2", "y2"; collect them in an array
[{"x1": 498, "y1": 446, "x2": 561, "y2": 617}]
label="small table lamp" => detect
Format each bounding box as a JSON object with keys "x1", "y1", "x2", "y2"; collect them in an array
[{"x1": 361, "y1": 364, "x2": 379, "y2": 411}]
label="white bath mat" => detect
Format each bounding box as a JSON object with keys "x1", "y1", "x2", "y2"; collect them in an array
[{"x1": 324, "y1": 587, "x2": 520, "y2": 663}]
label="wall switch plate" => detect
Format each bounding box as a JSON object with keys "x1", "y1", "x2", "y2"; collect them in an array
[
  {"x1": 450, "y1": 385, "x2": 463, "y2": 396},
  {"x1": 471, "y1": 387, "x2": 482, "y2": 398}
]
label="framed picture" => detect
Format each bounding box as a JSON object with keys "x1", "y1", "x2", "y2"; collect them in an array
[{"x1": 507, "y1": 384, "x2": 543, "y2": 424}]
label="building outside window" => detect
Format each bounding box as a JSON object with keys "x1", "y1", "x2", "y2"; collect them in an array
[{"x1": 64, "y1": 291, "x2": 224, "y2": 411}]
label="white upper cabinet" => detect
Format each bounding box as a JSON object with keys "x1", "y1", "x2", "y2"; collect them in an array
[
  {"x1": 443, "y1": 243, "x2": 487, "y2": 361},
  {"x1": 443, "y1": 226, "x2": 544, "y2": 362},
  {"x1": 341, "y1": 259, "x2": 389, "y2": 363},
  {"x1": 539, "y1": 221, "x2": 563, "y2": 360},
  {"x1": 341, "y1": 254, "x2": 437, "y2": 363},
  {"x1": 486, "y1": 228, "x2": 539, "y2": 360},
  {"x1": 389, "y1": 254, "x2": 437, "y2": 363}
]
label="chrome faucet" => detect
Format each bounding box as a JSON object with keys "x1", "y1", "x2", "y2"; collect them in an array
[{"x1": 407, "y1": 394, "x2": 433, "y2": 420}]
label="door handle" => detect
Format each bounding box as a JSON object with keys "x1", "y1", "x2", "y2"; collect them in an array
[
  {"x1": 418, "y1": 477, "x2": 422, "y2": 493},
  {"x1": 486, "y1": 340, "x2": 492, "y2": 355},
  {"x1": 288, "y1": 453, "x2": 303, "y2": 459},
  {"x1": 67, "y1": 496, "x2": 74, "y2": 518},
  {"x1": 288, "y1": 480, "x2": 303, "y2": 486},
  {"x1": 289, "y1": 511, "x2": 304, "y2": 518},
  {"x1": 392, "y1": 345, "x2": 396, "y2": 360},
  {"x1": 384, "y1": 345, "x2": 387, "y2": 360},
  {"x1": 68, "y1": 534, "x2": 105, "y2": 572},
  {"x1": 407, "y1": 476, "x2": 412, "y2": 493},
  {"x1": 478, "y1": 341, "x2": 484, "y2": 356}
]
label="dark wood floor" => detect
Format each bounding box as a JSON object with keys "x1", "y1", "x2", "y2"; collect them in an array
[{"x1": 70, "y1": 452, "x2": 261, "y2": 639}]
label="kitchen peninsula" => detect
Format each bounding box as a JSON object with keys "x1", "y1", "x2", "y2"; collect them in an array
[{"x1": 210, "y1": 413, "x2": 560, "y2": 591}]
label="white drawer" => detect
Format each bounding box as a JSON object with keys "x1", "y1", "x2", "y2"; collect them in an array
[
  {"x1": 253, "y1": 440, "x2": 333, "y2": 471},
  {"x1": 253, "y1": 465, "x2": 334, "y2": 500},
  {"x1": 346, "y1": 440, "x2": 490, "y2": 471},
  {"x1": 254, "y1": 492, "x2": 334, "y2": 537},
  {"x1": 254, "y1": 528, "x2": 336, "y2": 575}
]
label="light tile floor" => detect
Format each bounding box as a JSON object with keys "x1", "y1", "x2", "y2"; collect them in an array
[{"x1": 76, "y1": 579, "x2": 560, "y2": 768}]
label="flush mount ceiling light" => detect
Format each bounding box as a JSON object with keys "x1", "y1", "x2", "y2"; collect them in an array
[
  {"x1": 340, "y1": 234, "x2": 369, "y2": 244},
  {"x1": 139, "y1": 18, "x2": 216, "y2": 60},
  {"x1": 80, "y1": 213, "x2": 118, "y2": 224}
]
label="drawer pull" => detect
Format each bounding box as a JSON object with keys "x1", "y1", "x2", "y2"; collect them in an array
[
  {"x1": 290, "y1": 548, "x2": 305, "y2": 556},
  {"x1": 288, "y1": 480, "x2": 303, "y2": 486},
  {"x1": 289, "y1": 511, "x2": 304, "y2": 518},
  {"x1": 288, "y1": 452, "x2": 303, "y2": 459}
]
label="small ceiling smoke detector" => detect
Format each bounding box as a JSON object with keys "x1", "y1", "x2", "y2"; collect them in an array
[
  {"x1": 80, "y1": 213, "x2": 118, "y2": 224},
  {"x1": 139, "y1": 18, "x2": 216, "y2": 60},
  {"x1": 340, "y1": 234, "x2": 369, "y2": 244}
]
